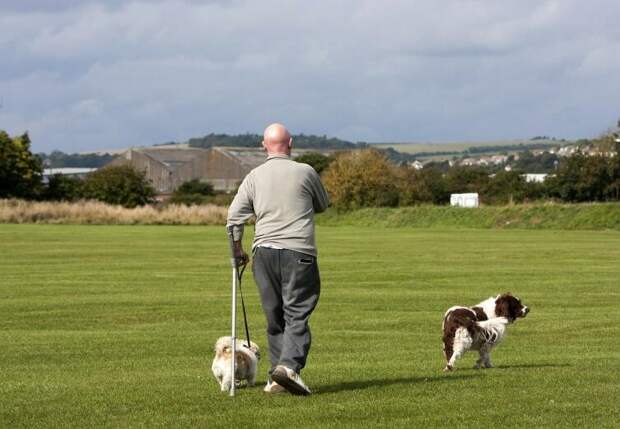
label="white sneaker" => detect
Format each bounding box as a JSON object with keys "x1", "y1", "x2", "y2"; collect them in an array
[
  {"x1": 263, "y1": 380, "x2": 286, "y2": 394},
  {"x1": 270, "y1": 365, "x2": 311, "y2": 396}
]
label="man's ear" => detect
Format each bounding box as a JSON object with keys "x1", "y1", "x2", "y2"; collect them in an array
[
  {"x1": 262, "y1": 140, "x2": 267, "y2": 150},
  {"x1": 288, "y1": 137, "x2": 292, "y2": 148}
]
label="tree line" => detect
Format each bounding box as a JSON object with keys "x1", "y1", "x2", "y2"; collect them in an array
[
  {"x1": 187, "y1": 133, "x2": 363, "y2": 150},
  {"x1": 3, "y1": 129, "x2": 619, "y2": 209},
  {"x1": 38, "y1": 151, "x2": 117, "y2": 168}
]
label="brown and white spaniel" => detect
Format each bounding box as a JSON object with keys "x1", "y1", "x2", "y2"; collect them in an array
[{"x1": 442, "y1": 293, "x2": 529, "y2": 371}]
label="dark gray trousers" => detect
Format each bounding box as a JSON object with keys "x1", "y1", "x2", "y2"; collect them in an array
[{"x1": 252, "y1": 247, "x2": 321, "y2": 374}]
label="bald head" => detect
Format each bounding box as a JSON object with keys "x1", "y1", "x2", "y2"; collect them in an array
[{"x1": 262, "y1": 123, "x2": 292, "y2": 156}]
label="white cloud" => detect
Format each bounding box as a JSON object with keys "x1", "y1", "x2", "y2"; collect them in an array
[{"x1": 1, "y1": 0, "x2": 619, "y2": 152}]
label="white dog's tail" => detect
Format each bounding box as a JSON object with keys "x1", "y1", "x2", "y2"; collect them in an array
[
  {"x1": 474, "y1": 317, "x2": 509, "y2": 344},
  {"x1": 214, "y1": 336, "x2": 233, "y2": 354}
]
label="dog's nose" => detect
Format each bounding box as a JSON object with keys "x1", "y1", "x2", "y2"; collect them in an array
[{"x1": 522, "y1": 307, "x2": 530, "y2": 316}]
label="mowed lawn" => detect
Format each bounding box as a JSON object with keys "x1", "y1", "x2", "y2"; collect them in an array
[{"x1": 1, "y1": 224, "x2": 619, "y2": 428}]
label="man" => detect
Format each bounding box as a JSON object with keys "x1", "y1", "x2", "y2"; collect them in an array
[{"x1": 226, "y1": 123, "x2": 329, "y2": 396}]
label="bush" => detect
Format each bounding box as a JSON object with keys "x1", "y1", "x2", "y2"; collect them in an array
[
  {"x1": 295, "y1": 152, "x2": 334, "y2": 174},
  {"x1": 322, "y1": 149, "x2": 400, "y2": 209},
  {"x1": 81, "y1": 165, "x2": 155, "y2": 208},
  {"x1": 445, "y1": 166, "x2": 490, "y2": 194},
  {"x1": 545, "y1": 154, "x2": 614, "y2": 202},
  {"x1": 168, "y1": 179, "x2": 217, "y2": 206},
  {"x1": 42, "y1": 174, "x2": 83, "y2": 201},
  {"x1": 398, "y1": 167, "x2": 449, "y2": 205},
  {"x1": 482, "y1": 171, "x2": 532, "y2": 204},
  {"x1": 175, "y1": 179, "x2": 215, "y2": 196}
]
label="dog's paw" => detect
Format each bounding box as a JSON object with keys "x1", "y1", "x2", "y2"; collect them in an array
[{"x1": 443, "y1": 365, "x2": 453, "y2": 372}]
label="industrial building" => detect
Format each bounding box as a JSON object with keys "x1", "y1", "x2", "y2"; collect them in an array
[{"x1": 108, "y1": 145, "x2": 331, "y2": 195}]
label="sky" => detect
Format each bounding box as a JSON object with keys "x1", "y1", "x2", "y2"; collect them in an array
[{"x1": 1, "y1": 0, "x2": 619, "y2": 153}]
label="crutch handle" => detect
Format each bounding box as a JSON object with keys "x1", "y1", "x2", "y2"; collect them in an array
[{"x1": 227, "y1": 225, "x2": 248, "y2": 269}]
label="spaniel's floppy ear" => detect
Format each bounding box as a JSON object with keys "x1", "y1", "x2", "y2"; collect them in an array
[{"x1": 494, "y1": 295, "x2": 511, "y2": 319}]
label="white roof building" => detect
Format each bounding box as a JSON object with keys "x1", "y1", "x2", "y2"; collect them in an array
[{"x1": 43, "y1": 168, "x2": 97, "y2": 183}]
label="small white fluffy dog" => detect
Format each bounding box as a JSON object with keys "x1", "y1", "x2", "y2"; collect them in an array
[{"x1": 211, "y1": 336, "x2": 260, "y2": 392}]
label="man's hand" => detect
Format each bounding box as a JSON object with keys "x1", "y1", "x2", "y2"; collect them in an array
[{"x1": 233, "y1": 241, "x2": 249, "y2": 268}]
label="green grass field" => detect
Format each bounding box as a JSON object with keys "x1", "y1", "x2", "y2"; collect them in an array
[{"x1": 1, "y1": 224, "x2": 619, "y2": 428}]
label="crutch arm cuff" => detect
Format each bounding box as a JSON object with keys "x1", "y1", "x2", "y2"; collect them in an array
[{"x1": 226, "y1": 224, "x2": 244, "y2": 242}]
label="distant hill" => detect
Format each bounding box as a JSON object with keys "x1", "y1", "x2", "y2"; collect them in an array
[
  {"x1": 372, "y1": 139, "x2": 570, "y2": 160},
  {"x1": 373, "y1": 139, "x2": 565, "y2": 152},
  {"x1": 187, "y1": 133, "x2": 365, "y2": 150},
  {"x1": 184, "y1": 133, "x2": 424, "y2": 164}
]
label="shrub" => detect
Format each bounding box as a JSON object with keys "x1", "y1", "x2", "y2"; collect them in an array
[
  {"x1": 322, "y1": 149, "x2": 400, "y2": 209},
  {"x1": 295, "y1": 152, "x2": 334, "y2": 174},
  {"x1": 42, "y1": 174, "x2": 83, "y2": 201},
  {"x1": 81, "y1": 165, "x2": 155, "y2": 208},
  {"x1": 545, "y1": 154, "x2": 614, "y2": 202},
  {"x1": 168, "y1": 179, "x2": 217, "y2": 206},
  {"x1": 398, "y1": 167, "x2": 449, "y2": 205},
  {"x1": 175, "y1": 179, "x2": 214, "y2": 196},
  {"x1": 482, "y1": 171, "x2": 531, "y2": 204},
  {"x1": 445, "y1": 166, "x2": 490, "y2": 194}
]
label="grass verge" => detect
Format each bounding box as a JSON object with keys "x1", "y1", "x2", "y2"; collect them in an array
[
  {"x1": 317, "y1": 203, "x2": 620, "y2": 230},
  {"x1": 2, "y1": 199, "x2": 619, "y2": 230}
]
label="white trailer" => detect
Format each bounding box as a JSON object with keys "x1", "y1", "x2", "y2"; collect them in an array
[{"x1": 450, "y1": 193, "x2": 479, "y2": 208}]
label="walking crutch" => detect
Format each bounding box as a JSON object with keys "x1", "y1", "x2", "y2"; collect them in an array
[{"x1": 226, "y1": 226, "x2": 239, "y2": 397}]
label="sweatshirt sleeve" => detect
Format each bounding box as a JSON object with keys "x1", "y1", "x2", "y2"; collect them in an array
[
  {"x1": 226, "y1": 173, "x2": 255, "y2": 241},
  {"x1": 308, "y1": 169, "x2": 330, "y2": 213}
]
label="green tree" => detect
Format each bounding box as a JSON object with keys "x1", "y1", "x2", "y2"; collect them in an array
[
  {"x1": 445, "y1": 166, "x2": 490, "y2": 194},
  {"x1": 168, "y1": 179, "x2": 215, "y2": 205},
  {"x1": 295, "y1": 152, "x2": 334, "y2": 174},
  {"x1": 81, "y1": 165, "x2": 155, "y2": 207},
  {"x1": 322, "y1": 149, "x2": 400, "y2": 209},
  {"x1": 0, "y1": 131, "x2": 43, "y2": 199},
  {"x1": 608, "y1": 154, "x2": 620, "y2": 200},
  {"x1": 42, "y1": 174, "x2": 83, "y2": 201},
  {"x1": 482, "y1": 171, "x2": 532, "y2": 204},
  {"x1": 545, "y1": 154, "x2": 612, "y2": 202},
  {"x1": 398, "y1": 166, "x2": 449, "y2": 205}
]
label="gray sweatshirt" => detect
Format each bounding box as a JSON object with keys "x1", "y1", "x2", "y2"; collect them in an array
[{"x1": 226, "y1": 153, "x2": 329, "y2": 257}]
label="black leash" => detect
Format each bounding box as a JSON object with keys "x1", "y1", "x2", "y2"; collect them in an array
[
  {"x1": 226, "y1": 225, "x2": 252, "y2": 350},
  {"x1": 237, "y1": 262, "x2": 252, "y2": 349}
]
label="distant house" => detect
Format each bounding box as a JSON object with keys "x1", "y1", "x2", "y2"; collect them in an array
[
  {"x1": 409, "y1": 160, "x2": 424, "y2": 170},
  {"x1": 460, "y1": 158, "x2": 477, "y2": 166},
  {"x1": 490, "y1": 155, "x2": 508, "y2": 165},
  {"x1": 558, "y1": 146, "x2": 578, "y2": 157}
]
